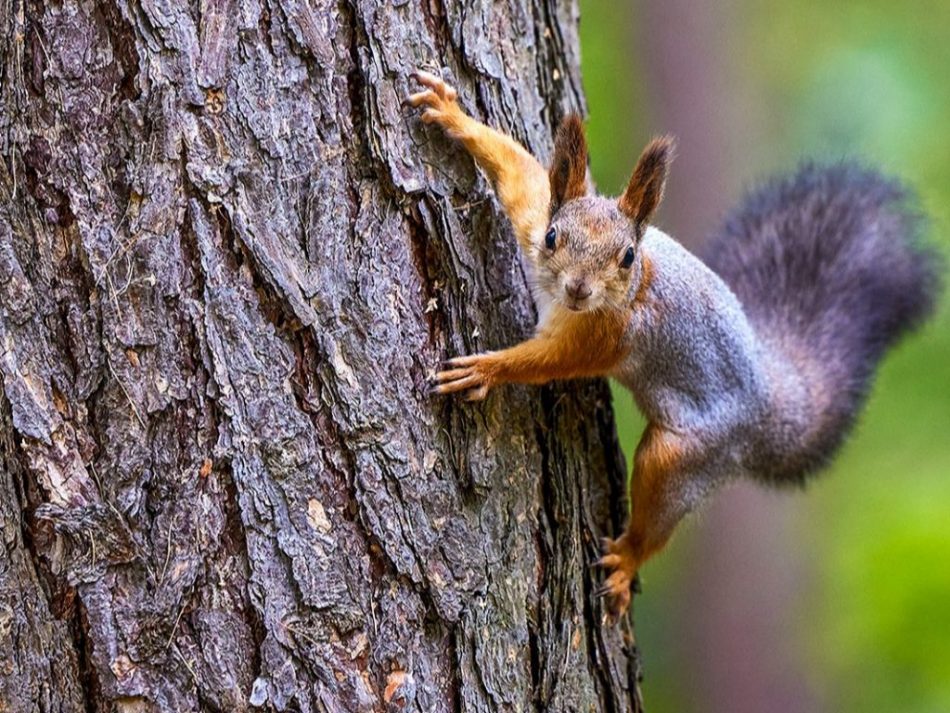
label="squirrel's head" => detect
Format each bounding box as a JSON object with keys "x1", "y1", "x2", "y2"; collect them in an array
[{"x1": 538, "y1": 115, "x2": 675, "y2": 313}]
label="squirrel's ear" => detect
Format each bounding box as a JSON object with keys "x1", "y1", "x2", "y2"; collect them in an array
[
  {"x1": 618, "y1": 135, "x2": 676, "y2": 228},
  {"x1": 549, "y1": 114, "x2": 589, "y2": 211}
]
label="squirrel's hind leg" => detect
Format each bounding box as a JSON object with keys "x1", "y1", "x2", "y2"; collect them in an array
[{"x1": 597, "y1": 425, "x2": 716, "y2": 621}]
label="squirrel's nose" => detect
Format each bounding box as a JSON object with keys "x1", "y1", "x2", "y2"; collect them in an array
[{"x1": 565, "y1": 279, "x2": 592, "y2": 301}]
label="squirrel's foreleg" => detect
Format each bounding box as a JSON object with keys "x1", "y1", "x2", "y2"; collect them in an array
[
  {"x1": 433, "y1": 335, "x2": 599, "y2": 401},
  {"x1": 434, "y1": 314, "x2": 629, "y2": 400},
  {"x1": 409, "y1": 71, "x2": 551, "y2": 251}
]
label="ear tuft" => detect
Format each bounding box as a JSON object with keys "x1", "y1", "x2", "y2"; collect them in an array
[
  {"x1": 618, "y1": 135, "x2": 676, "y2": 228},
  {"x1": 549, "y1": 114, "x2": 589, "y2": 212}
]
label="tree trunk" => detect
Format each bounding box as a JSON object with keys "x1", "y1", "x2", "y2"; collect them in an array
[{"x1": 0, "y1": 1, "x2": 642, "y2": 711}]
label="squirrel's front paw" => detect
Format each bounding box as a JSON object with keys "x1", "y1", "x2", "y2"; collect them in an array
[
  {"x1": 408, "y1": 70, "x2": 464, "y2": 136},
  {"x1": 595, "y1": 536, "x2": 640, "y2": 623},
  {"x1": 433, "y1": 353, "x2": 497, "y2": 401}
]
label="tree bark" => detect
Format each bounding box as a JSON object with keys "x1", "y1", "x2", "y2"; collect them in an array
[{"x1": 0, "y1": 1, "x2": 642, "y2": 711}]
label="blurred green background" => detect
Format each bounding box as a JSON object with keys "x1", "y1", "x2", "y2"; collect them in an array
[{"x1": 578, "y1": 2, "x2": 950, "y2": 712}]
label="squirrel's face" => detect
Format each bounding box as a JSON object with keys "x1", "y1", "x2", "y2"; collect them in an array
[
  {"x1": 538, "y1": 198, "x2": 640, "y2": 313},
  {"x1": 543, "y1": 117, "x2": 675, "y2": 314}
]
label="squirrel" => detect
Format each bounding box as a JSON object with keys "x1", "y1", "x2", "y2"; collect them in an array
[{"x1": 408, "y1": 70, "x2": 943, "y2": 619}]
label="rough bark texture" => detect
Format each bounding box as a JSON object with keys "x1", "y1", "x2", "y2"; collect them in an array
[{"x1": 0, "y1": 1, "x2": 642, "y2": 711}]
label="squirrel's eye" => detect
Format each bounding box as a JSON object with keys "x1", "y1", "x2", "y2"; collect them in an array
[
  {"x1": 620, "y1": 246, "x2": 636, "y2": 269},
  {"x1": 544, "y1": 228, "x2": 557, "y2": 251}
]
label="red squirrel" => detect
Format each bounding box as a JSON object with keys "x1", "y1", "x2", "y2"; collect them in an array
[{"x1": 409, "y1": 70, "x2": 942, "y2": 619}]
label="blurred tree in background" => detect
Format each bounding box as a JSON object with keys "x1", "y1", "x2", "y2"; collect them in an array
[{"x1": 579, "y1": 1, "x2": 950, "y2": 712}]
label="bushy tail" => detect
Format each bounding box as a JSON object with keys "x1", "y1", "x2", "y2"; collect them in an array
[{"x1": 703, "y1": 162, "x2": 943, "y2": 481}]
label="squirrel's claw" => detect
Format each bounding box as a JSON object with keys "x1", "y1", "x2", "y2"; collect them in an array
[
  {"x1": 595, "y1": 536, "x2": 639, "y2": 623},
  {"x1": 436, "y1": 367, "x2": 472, "y2": 381},
  {"x1": 412, "y1": 70, "x2": 457, "y2": 101},
  {"x1": 596, "y1": 571, "x2": 633, "y2": 624},
  {"x1": 408, "y1": 70, "x2": 467, "y2": 139},
  {"x1": 407, "y1": 90, "x2": 443, "y2": 110},
  {"x1": 445, "y1": 353, "x2": 492, "y2": 368},
  {"x1": 432, "y1": 353, "x2": 495, "y2": 400},
  {"x1": 598, "y1": 569, "x2": 632, "y2": 595},
  {"x1": 593, "y1": 553, "x2": 623, "y2": 569},
  {"x1": 433, "y1": 372, "x2": 481, "y2": 394}
]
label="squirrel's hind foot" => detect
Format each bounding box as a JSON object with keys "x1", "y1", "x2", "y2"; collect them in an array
[{"x1": 595, "y1": 536, "x2": 640, "y2": 624}]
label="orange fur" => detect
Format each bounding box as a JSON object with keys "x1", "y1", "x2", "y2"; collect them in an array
[
  {"x1": 410, "y1": 73, "x2": 549, "y2": 250},
  {"x1": 628, "y1": 425, "x2": 684, "y2": 559},
  {"x1": 460, "y1": 123, "x2": 551, "y2": 249},
  {"x1": 633, "y1": 254, "x2": 654, "y2": 308},
  {"x1": 598, "y1": 425, "x2": 685, "y2": 617},
  {"x1": 433, "y1": 307, "x2": 630, "y2": 400},
  {"x1": 491, "y1": 307, "x2": 630, "y2": 385}
]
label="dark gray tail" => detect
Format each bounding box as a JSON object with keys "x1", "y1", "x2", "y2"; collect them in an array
[{"x1": 703, "y1": 162, "x2": 943, "y2": 481}]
